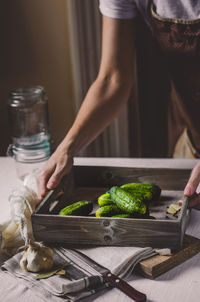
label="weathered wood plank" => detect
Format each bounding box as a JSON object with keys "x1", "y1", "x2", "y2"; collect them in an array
[
  {"x1": 32, "y1": 213, "x2": 181, "y2": 249},
  {"x1": 73, "y1": 166, "x2": 191, "y2": 190},
  {"x1": 136, "y1": 235, "x2": 200, "y2": 279}
]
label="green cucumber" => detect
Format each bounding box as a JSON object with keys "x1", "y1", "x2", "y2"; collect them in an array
[
  {"x1": 120, "y1": 183, "x2": 161, "y2": 201},
  {"x1": 59, "y1": 201, "x2": 93, "y2": 216},
  {"x1": 95, "y1": 204, "x2": 123, "y2": 217},
  {"x1": 98, "y1": 193, "x2": 113, "y2": 207},
  {"x1": 127, "y1": 190, "x2": 153, "y2": 204},
  {"x1": 109, "y1": 186, "x2": 146, "y2": 214}
]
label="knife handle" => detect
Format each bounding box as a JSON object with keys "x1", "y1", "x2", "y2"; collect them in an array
[{"x1": 105, "y1": 272, "x2": 146, "y2": 302}]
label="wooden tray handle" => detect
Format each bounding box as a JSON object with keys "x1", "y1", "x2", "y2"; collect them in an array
[{"x1": 179, "y1": 195, "x2": 190, "y2": 220}]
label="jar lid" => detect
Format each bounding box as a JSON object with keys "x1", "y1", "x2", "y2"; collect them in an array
[{"x1": 9, "y1": 86, "x2": 46, "y2": 107}]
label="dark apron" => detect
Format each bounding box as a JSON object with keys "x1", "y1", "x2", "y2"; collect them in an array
[{"x1": 150, "y1": 3, "x2": 200, "y2": 157}]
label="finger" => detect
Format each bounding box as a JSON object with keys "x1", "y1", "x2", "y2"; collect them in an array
[
  {"x1": 47, "y1": 157, "x2": 73, "y2": 190},
  {"x1": 36, "y1": 165, "x2": 56, "y2": 199},
  {"x1": 178, "y1": 193, "x2": 198, "y2": 207},
  {"x1": 178, "y1": 199, "x2": 183, "y2": 206},
  {"x1": 47, "y1": 165, "x2": 66, "y2": 190},
  {"x1": 184, "y1": 163, "x2": 200, "y2": 196}
]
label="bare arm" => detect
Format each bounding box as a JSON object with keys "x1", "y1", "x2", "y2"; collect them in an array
[
  {"x1": 180, "y1": 163, "x2": 200, "y2": 210},
  {"x1": 37, "y1": 16, "x2": 136, "y2": 199}
]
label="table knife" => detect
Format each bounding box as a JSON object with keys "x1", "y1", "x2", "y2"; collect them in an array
[{"x1": 69, "y1": 249, "x2": 146, "y2": 302}]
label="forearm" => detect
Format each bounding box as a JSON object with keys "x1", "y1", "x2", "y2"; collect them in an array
[{"x1": 59, "y1": 74, "x2": 133, "y2": 156}]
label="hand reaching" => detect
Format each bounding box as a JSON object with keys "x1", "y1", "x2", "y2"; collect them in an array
[
  {"x1": 36, "y1": 147, "x2": 73, "y2": 200},
  {"x1": 179, "y1": 162, "x2": 200, "y2": 210}
]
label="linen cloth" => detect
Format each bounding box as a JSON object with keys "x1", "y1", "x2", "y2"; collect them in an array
[{"x1": 2, "y1": 244, "x2": 156, "y2": 301}]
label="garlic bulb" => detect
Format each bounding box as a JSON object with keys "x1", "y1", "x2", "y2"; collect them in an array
[{"x1": 20, "y1": 240, "x2": 54, "y2": 273}]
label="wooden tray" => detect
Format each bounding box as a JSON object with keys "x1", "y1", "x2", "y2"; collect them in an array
[{"x1": 31, "y1": 165, "x2": 191, "y2": 249}]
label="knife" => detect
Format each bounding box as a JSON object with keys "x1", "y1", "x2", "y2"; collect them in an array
[{"x1": 69, "y1": 249, "x2": 146, "y2": 302}]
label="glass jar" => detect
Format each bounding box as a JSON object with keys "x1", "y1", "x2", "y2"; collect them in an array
[{"x1": 7, "y1": 86, "x2": 51, "y2": 180}]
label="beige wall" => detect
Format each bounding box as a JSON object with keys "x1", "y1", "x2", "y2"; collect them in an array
[{"x1": 0, "y1": 0, "x2": 76, "y2": 155}]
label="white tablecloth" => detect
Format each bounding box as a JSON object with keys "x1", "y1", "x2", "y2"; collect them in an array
[{"x1": 1, "y1": 157, "x2": 200, "y2": 302}]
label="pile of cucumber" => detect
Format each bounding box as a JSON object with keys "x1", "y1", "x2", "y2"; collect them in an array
[
  {"x1": 58, "y1": 183, "x2": 161, "y2": 219},
  {"x1": 96, "y1": 183, "x2": 161, "y2": 218}
]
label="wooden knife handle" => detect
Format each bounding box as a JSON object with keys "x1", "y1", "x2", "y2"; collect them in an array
[{"x1": 104, "y1": 272, "x2": 146, "y2": 302}]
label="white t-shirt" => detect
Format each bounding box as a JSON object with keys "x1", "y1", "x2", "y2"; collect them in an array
[{"x1": 99, "y1": 0, "x2": 200, "y2": 30}]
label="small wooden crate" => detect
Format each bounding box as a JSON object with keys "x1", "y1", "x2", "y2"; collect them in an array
[{"x1": 31, "y1": 165, "x2": 191, "y2": 250}]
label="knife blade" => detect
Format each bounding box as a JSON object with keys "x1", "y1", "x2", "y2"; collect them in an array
[{"x1": 69, "y1": 249, "x2": 146, "y2": 302}]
